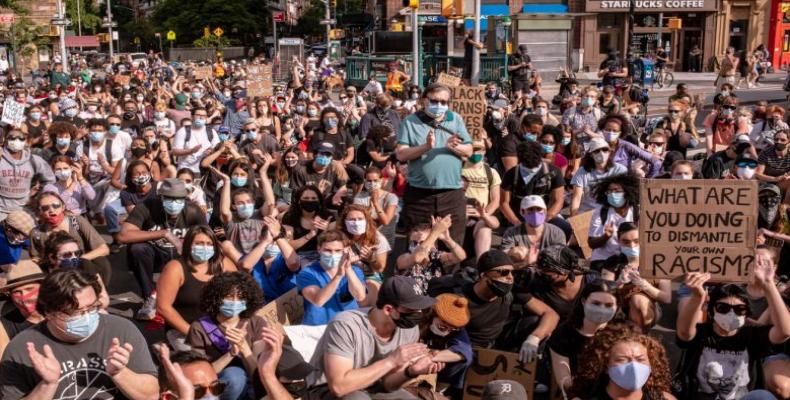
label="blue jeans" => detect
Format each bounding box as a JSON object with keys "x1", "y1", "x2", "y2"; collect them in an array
[
  {"x1": 103, "y1": 205, "x2": 121, "y2": 234},
  {"x1": 218, "y1": 364, "x2": 253, "y2": 400}
]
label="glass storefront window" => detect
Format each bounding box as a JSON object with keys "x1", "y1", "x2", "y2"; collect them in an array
[{"x1": 598, "y1": 14, "x2": 620, "y2": 29}]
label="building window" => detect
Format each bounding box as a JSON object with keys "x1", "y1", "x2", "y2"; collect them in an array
[
  {"x1": 599, "y1": 32, "x2": 620, "y2": 54},
  {"x1": 598, "y1": 14, "x2": 619, "y2": 29}
]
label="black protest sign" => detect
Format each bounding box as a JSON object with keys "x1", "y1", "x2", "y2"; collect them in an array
[
  {"x1": 639, "y1": 179, "x2": 757, "y2": 283},
  {"x1": 450, "y1": 85, "x2": 486, "y2": 141}
]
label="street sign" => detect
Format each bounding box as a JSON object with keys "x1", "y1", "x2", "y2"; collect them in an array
[
  {"x1": 213, "y1": 27, "x2": 224, "y2": 37},
  {"x1": 112, "y1": 31, "x2": 118, "y2": 40},
  {"x1": 203, "y1": 26, "x2": 210, "y2": 38},
  {"x1": 0, "y1": 14, "x2": 15, "y2": 24},
  {"x1": 167, "y1": 30, "x2": 176, "y2": 41},
  {"x1": 319, "y1": 19, "x2": 336, "y2": 25},
  {"x1": 154, "y1": 32, "x2": 160, "y2": 37},
  {"x1": 273, "y1": 11, "x2": 285, "y2": 22}
]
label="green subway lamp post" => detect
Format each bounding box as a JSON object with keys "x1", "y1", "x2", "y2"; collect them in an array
[
  {"x1": 418, "y1": 17, "x2": 426, "y2": 88},
  {"x1": 502, "y1": 15, "x2": 512, "y2": 82}
]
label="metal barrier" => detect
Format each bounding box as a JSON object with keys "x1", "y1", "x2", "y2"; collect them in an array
[{"x1": 346, "y1": 54, "x2": 507, "y2": 88}]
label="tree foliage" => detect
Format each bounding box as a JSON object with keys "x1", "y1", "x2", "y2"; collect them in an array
[
  {"x1": 64, "y1": 0, "x2": 103, "y2": 34},
  {"x1": 193, "y1": 34, "x2": 231, "y2": 48},
  {"x1": 151, "y1": 0, "x2": 266, "y2": 47}
]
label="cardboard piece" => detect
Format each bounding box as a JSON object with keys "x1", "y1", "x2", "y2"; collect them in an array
[
  {"x1": 254, "y1": 288, "x2": 304, "y2": 334},
  {"x1": 437, "y1": 72, "x2": 462, "y2": 87},
  {"x1": 568, "y1": 211, "x2": 594, "y2": 260},
  {"x1": 639, "y1": 179, "x2": 757, "y2": 282},
  {"x1": 449, "y1": 85, "x2": 486, "y2": 141},
  {"x1": 463, "y1": 349, "x2": 535, "y2": 400},
  {"x1": 115, "y1": 75, "x2": 131, "y2": 86},
  {"x1": 1, "y1": 99, "x2": 25, "y2": 127},
  {"x1": 193, "y1": 66, "x2": 213, "y2": 80},
  {"x1": 247, "y1": 64, "x2": 274, "y2": 97}
]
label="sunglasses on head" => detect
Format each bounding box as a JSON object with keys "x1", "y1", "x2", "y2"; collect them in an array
[
  {"x1": 713, "y1": 302, "x2": 749, "y2": 316},
  {"x1": 39, "y1": 202, "x2": 62, "y2": 213},
  {"x1": 193, "y1": 381, "x2": 225, "y2": 398}
]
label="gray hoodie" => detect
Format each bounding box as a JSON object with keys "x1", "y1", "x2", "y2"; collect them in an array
[{"x1": 0, "y1": 148, "x2": 55, "y2": 220}]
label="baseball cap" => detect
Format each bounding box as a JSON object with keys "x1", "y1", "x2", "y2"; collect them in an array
[
  {"x1": 491, "y1": 99, "x2": 509, "y2": 110},
  {"x1": 482, "y1": 380, "x2": 528, "y2": 400},
  {"x1": 4, "y1": 210, "x2": 35, "y2": 236},
  {"x1": 520, "y1": 195, "x2": 546, "y2": 211},
  {"x1": 477, "y1": 249, "x2": 513, "y2": 273},
  {"x1": 158, "y1": 178, "x2": 188, "y2": 198},
  {"x1": 217, "y1": 125, "x2": 231, "y2": 134},
  {"x1": 731, "y1": 134, "x2": 751, "y2": 144},
  {"x1": 760, "y1": 183, "x2": 781, "y2": 197},
  {"x1": 377, "y1": 276, "x2": 436, "y2": 310},
  {"x1": 587, "y1": 137, "x2": 610, "y2": 153},
  {"x1": 735, "y1": 152, "x2": 758, "y2": 164},
  {"x1": 314, "y1": 142, "x2": 335, "y2": 155},
  {"x1": 174, "y1": 93, "x2": 188, "y2": 110}
]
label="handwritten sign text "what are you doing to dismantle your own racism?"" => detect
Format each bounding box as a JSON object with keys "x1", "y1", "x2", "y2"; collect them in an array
[{"x1": 639, "y1": 179, "x2": 757, "y2": 283}]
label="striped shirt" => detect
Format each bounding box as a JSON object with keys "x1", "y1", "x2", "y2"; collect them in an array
[{"x1": 758, "y1": 147, "x2": 790, "y2": 177}]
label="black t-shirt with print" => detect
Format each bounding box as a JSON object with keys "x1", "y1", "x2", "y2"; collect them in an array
[
  {"x1": 501, "y1": 163, "x2": 566, "y2": 215},
  {"x1": 125, "y1": 197, "x2": 206, "y2": 249},
  {"x1": 676, "y1": 323, "x2": 774, "y2": 399}
]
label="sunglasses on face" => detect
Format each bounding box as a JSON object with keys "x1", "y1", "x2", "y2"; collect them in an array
[
  {"x1": 428, "y1": 99, "x2": 449, "y2": 105},
  {"x1": 722, "y1": 105, "x2": 737, "y2": 111},
  {"x1": 193, "y1": 381, "x2": 226, "y2": 398},
  {"x1": 714, "y1": 302, "x2": 749, "y2": 316},
  {"x1": 58, "y1": 250, "x2": 83, "y2": 259},
  {"x1": 39, "y1": 202, "x2": 62, "y2": 213},
  {"x1": 7, "y1": 136, "x2": 24, "y2": 142},
  {"x1": 244, "y1": 129, "x2": 258, "y2": 133},
  {"x1": 736, "y1": 161, "x2": 757, "y2": 169},
  {"x1": 649, "y1": 141, "x2": 665, "y2": 146},
  {"x1": 591, "y1": 148, "x2": 609, "y2": 155},
  {"x1": 668, "y1": 109, "x2": 680, "y2": 113}
]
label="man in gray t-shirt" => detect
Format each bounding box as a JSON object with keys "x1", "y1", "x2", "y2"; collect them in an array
[{"x1": 309, "y1": 276, "x2": 439, "y2": 399}]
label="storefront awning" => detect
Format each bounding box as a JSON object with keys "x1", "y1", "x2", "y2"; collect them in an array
[
  {"x1": 521, "y1": 4, "x2": 569, "y2": 13},
  {"x1": 65, "y1": 36, "x2": 99, "y2": 48},
  {"x1": 464, "y1": 5, "x2": 510, "y2": 31}
]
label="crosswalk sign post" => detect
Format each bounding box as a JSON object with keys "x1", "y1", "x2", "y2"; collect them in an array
[{"x1": 213, "y1": 27, "x2": 224, "y2": 37}]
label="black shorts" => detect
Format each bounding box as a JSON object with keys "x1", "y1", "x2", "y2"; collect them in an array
[{"x1": 511, "y1": 79, "x2": 530, "y2": 92}]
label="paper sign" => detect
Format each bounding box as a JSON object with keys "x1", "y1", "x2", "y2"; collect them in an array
[
  {"x1": 1, "y1": 99, "x2": 25, "y2": 126},
  {"x1": 254, "y1": 288, "x2": 304, "y2": 334},
  {"x1": 463, "y1": 349, "x2": 536, "y2": 400},
  {"x1": 247, "y1": 64, "x2": 273, "y2": 97},
  {"x1": 115, "y1": 75, "x2": 131, "y2": 86},
  {"x1": 437, "y1": 72, "x2": 461, "y2": 87},
  {"x1": 193, "y1": 66, "x2": 212, "y2": 80},
  {"x1": 449, "y1": 85, "x2": 486, "y2": 141},
  {"x1": 568, "y1": 211, "x2": 594, "y2": 259},
  {"x1": 639, "y1": 179, "x2": 757, "y2": 282}
]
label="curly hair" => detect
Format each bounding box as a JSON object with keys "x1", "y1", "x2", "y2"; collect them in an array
[
  {"x1": 48, "y1": 121, "x2": 78, "y2": 141},
  {"x1": 590, "y1": 172, "x2": 640, "y2": 209},
  {"x1": 569, "y1": 323, "x2": 672, "y2": 398},
  {"x1": 199, "y1": 271, "x2": 265, "y2": 319}
]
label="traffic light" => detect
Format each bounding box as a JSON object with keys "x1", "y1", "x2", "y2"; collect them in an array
[{"x1": 403, "y1": 0, "x2": 418, "y2": 8}]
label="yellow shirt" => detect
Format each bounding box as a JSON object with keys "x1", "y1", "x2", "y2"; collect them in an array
[{"x1": 462, "y1": 164, "x2": 501, "y2": 207}]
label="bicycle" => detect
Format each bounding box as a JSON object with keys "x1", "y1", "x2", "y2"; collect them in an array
[{"x1": 653, "y1": 65, "x2": 674, "y2": 89}]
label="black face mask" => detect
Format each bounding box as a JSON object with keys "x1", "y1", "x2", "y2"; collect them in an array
[
  {"x1": 282, "y1": 381, "x2": 307, "y2": 396},
  {"x1": 487, "y1": 279, "x2": 512, "y2": 297},
  {"x1": 393, "y1": 310, "x2": 422, "y2": 329},
  {"x1": 131, "y1": 147, "x2": 147, "y2": 158},
  {"x1": 301, "y1": 200, "x2": 320, "y2": 213},
  {"x1": 123, "y1": 111, "x2": 135, "y2": 120}
]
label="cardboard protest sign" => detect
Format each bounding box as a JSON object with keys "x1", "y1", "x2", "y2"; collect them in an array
[
  {"x1": 193, "y1": 66, "x2": 213, "y2": 80},
  {"x1": 1, "y1": 99, "x2": 25, "y2": 126},
  {"x1": 450, "y1": 85, "x2": 486, "y2": 141},
  {"x1": 568, "y1": 211, "x2": 594, "y2": 259},
  {"x1": 463, "y1": 349, "x2": 536, "y2": 400},
  {"x1": 437, "y1": 72, "x2": 462, "y2": 87},
  {"x1": 247, "y1": 81, "x2": 266, "y2": 97},
  {"x1": 639, "y1": 179, "x2": 757, "y2": 282},
  {"x1": 115, "y1": 75, "x2": 131, "y2": 86},
  {"x1": 254, "y1": 288, "x2": 304, "y2": 334},
  {"x1": 247, "y1": 64, "x2": 274, "y2": 97}
]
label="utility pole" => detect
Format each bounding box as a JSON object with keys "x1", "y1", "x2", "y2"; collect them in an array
[
  {"x1": 411, "y1": 8, "x2": 419, "y2": 86},
  {"x1": 55, "y1": 0, "x2": 69, "y2": 73},
  {"x1": 470, "y1": 0, "x2": 480, "y2": 85},
  {"x1": 77, "y1": 0, "x2": 83, "y2": 51},
  {"x1": 272, "y1": 17, "x2": 278, "y2": 60},
  {"x1": 106, "y1": 0, "x2": 114, "y2": 60},
  {"x1": 325, "y1": 0, "x2": 331, "y2": 54},
  {"x1": 656, "y1": 12, "x2": 663, "y2": 54}
]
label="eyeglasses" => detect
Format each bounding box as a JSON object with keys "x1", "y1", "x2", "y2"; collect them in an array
[
  {"x1": 722, "y1": 105, "x2": 737, "y2": 111},
  {"x1": 58, "y1": 250, "x2": 83, "y2": 259},
  {"x1": 713, "y1": 302, "x2": 749, "y2": 316},
  {"x1": 736, "y1": 161, "x2": 757, "y2": 169},
  {"x1": 54, "y1": 300, "x2": 102, "y2": 321},
  {"x1": 487, "y1": 269, "x2": 513, "y2": 277},
  {"x1": 39, "y1": 202, "x2": 62, "y2": 213},
  {"x1": 192, "y1": 381, "x2": 226, "y2": 398}
]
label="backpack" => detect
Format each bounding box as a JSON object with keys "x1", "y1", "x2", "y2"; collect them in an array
[{"x1": 184, "y1": 125, "x2": 215, "y2": 144}]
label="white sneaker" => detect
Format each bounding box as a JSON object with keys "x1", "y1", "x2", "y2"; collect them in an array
[{"x1": 136, "y1": 294, "x2": 157, "y2": 320}]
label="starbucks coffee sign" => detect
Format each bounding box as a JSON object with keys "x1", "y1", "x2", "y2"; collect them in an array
[{"x1": 586, "y1": 0, "x2": 717, "y2": 12}]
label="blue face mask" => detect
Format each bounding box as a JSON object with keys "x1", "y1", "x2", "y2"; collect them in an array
[
  {"x1": 541, "y1": 144, "x2": 554, "y2": 154},
  {"x1": 247, "y1": 131, "x2": 258, "y2": 141},
  {"x1": 581, "y1": 98, "x2": 595, "y2": 108},
  {"x1": 607, "y1": 192, "x2": 626, "y2": 208},
  {"x1": 426, "y1": 101, "x2": 448, "y2": 118},
  {"x1": 191, "y1": 245, "x2": 215, "y2": 262},
  {"x1": 218, "y1": 133, "x2": 230, "y2": 142},
  {"x1": 315, "y1": 155, "x2": 332, "y2": 167},
  {"x1": 264, "y1": 244, "x2": 282, "y2": 258},
  {"x1": 109, "y1": 125, "x2": 121, "y2": 135},
  {"x1": 608, "y1": 361, "x2": 651, "y2": 391},
  {"x1": 231, "y1": 176, "x2": 248, "y2": 187},
  {"x1": 65, "y1": 310, "x2": 100, "y2": 339},
  {"x1": 319, "y1": 251, "x2": 342, "y2": 270},
  {"x1": 56, "y1": 137, "x2": 71, "y2": 148},
  {"x1": 561, "y1": 137, "x2": 572, "y2": 146},
  {"x1": 193, "y1": 119, "x2": 206, "y2": 128},
  {"x1": 524, "y1": 133, "x2": 538, "y2": 142},
  {"x1": 89, "y1": 131, "x2": 105, "y2": 142},
  {"x1": 236, "y1": 203, "x2": 254, "y2": 219},
  {"x1": 59, "y1": 257, "x2": 82, "y2": 269},
  {"x1": 219, "y1": 300, "x2": 247, "y2": 318},
  {"x1": 324, "y1": 119, "x2": 338, "y2": 129},
  {"x1": 162, "y1": 198, "x2": 185, "y2": 215},
  {"x1": 621, "y1": 246, "x2": 639, "y2": 259}
]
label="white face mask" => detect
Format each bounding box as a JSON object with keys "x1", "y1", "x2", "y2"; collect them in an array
[
  {"x1": 345, "y1": 219, "x2": 367, "y2": 236},
  {"x1": 429, "y1": 318, "x2": 451, "y2": 337},
  {"x1": 737, "y1": 166, "x2": 755, "y2": 179},
  {"x1": 714, "y1": 310, "x2": 746, "y2": 332}
]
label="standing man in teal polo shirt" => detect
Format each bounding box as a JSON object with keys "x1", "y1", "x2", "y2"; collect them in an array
[{"x1": 396, "y1": 83, "x2": 473, "y2": 245}]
